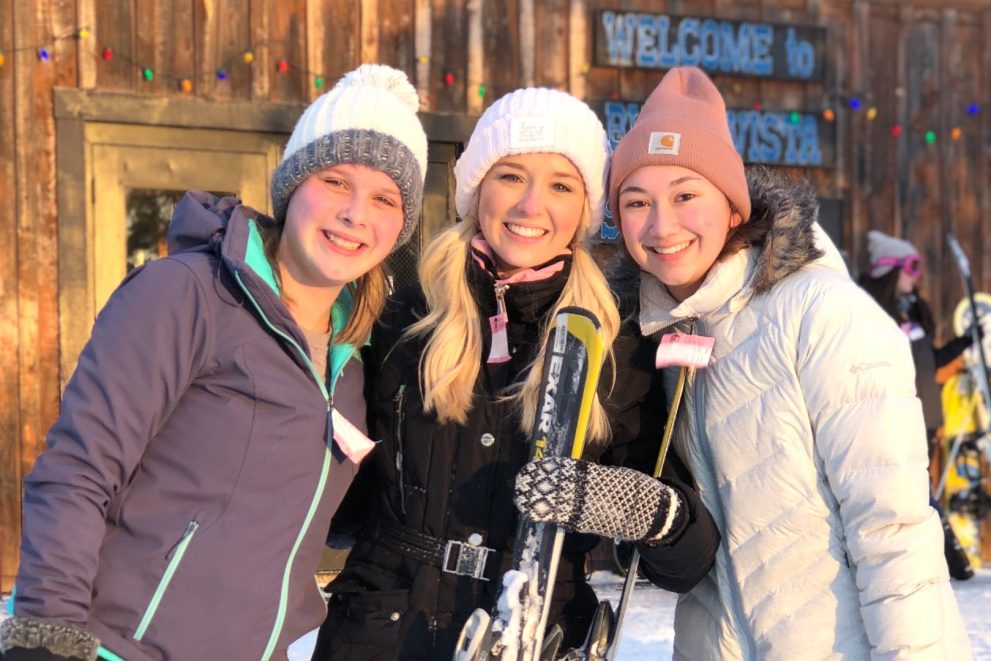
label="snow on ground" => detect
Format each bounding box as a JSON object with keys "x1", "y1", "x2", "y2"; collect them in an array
[
  {"x1": 4, "y1": 568, "x2": 990, "y2": 659},
  {"x1": 288, "y1": 567, "x2": 991, "y2": 660},
  {"x1": 595, "y1": 567, "x2": 991, "y2": 660},
  {"x1": 588, "y1": 567, "x2": 989, "y2": 659}
]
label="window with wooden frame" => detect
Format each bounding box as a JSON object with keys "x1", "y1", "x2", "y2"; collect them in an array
[{"x1": 55, "y1": 89, "x2": 472, "y2": 387}]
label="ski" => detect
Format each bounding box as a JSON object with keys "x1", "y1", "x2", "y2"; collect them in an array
[
  {"x1": 945, "y1": 233, "x2": 991, "y2": 465},
  {"x1": 453, "y1": 307, "x2": 605, "y2": 661},
  {"x1": 940, "y1": 233, "x2": 985, "y2": 579},
  {"x1": 562, "y1": 601, "x2": 614, "y2": 660}
]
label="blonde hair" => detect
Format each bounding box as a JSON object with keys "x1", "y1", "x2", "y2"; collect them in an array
[
  {"x1": 408, "y1": 203, "x2": 620, "y2": 447},
  {"x1": 263, "y1": 224, "x2": 389, "y2": 347}
]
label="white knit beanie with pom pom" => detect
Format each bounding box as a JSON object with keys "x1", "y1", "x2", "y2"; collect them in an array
[{"x1": 270, "y1": 64, "x2": 428, "y2": 246}]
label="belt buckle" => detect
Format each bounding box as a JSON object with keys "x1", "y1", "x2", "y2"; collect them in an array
[{"x1": 442, "y1": 539, "x2": 492, "y2": 581}]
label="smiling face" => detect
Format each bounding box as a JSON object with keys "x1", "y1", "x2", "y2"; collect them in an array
[
  {"x1": 476, "y1": 153, "x2": 586, "y2": 277},
  {"x1": 618, "y1": 164, "x2": 742, "y2": 302},
  {"x1": 277, "y1": 163, "x2": 404, "y2": 306}
]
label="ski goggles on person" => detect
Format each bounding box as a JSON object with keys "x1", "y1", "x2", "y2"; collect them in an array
[{"x1": 872, "y1": 254, "x2": 923, "y2": 278}]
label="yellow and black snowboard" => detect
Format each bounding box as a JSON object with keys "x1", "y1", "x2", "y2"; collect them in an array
[{"x1": 938, "y1": 292, "x2": 991, "y2": 572}]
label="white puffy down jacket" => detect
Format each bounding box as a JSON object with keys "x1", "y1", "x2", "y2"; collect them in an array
[{"x1": 637, "y1": 168, "x2": 971, "y2": 660}]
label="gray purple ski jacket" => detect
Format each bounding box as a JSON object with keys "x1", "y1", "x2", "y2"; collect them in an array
[{"x1": 7, "y1": 191, "x2": 365, "y2": 660}]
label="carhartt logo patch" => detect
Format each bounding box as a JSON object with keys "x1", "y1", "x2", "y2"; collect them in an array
[
  {"x1": 648, "y1": 131, "x2": 681, "y2": 155},
  {"x1": 511, "y1": 117, "x2": 555, "y2": 149}
]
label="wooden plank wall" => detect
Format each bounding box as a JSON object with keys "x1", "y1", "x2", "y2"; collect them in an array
[
  {"x1": 3, "y1": 0, "x2": 991, "y2": 588},
  {"x1": 0, "y1": 0, "x2": 20, "y2": 591},
  {"x1": 1, "y1": 0, "x2": 71, "y2": 592}
]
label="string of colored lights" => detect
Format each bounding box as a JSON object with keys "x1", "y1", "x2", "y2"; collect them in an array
[
  {"x1": 0, "y1": 26, "x2": 487, "y2": 99},
  {"x1": 831, "y1": 95, "x2": 980, "y2": 142},
  {"x1": 0, "y1": 26, "x2": 981, "y2": 140}
]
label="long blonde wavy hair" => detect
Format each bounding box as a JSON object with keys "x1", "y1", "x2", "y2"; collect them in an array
[{"x1": 406, "y1": 201, "x2": 620, "y2": 447}]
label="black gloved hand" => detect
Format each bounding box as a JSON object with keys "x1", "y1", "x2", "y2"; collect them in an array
[
  {"x1": 0, "y1": 617, "x2": 99, "y2": 661},
  {"x1": 514, "y1": 457, "x2": 686, "y2": 544}
]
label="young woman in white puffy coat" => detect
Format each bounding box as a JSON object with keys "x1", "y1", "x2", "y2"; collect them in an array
[{"x1": 608, "y1": 65, "x2": 971, "y2": 660}]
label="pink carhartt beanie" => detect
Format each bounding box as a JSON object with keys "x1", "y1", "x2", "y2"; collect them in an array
[{"x1": 608, "y1": 67, "x2": 750, "y2": 223}]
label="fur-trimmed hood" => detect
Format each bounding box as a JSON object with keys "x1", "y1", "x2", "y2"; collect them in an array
[
  {"x1": 742, "y1": 165, "x2": 830, "y2": 294},
  {"x1": 607, "y1": 166, "x2": 847, "y2": 324}
]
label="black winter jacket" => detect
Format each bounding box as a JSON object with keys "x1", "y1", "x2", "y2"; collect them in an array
[
  {"x1": 900, "y1": 293, "x2": 971, "y2": 435},
  {"x1": 312, "y1": 254, "x2": 719, "y2": 660}
]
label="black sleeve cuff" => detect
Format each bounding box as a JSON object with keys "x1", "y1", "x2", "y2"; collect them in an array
[
  {"x1": 641, "y1": 480, "x2": 690, "y2": 547},
  {"x1": 635, "y1": 479, "x2": 721, "y2": 593}
]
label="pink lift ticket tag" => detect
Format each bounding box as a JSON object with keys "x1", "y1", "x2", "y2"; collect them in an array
[
  {"x1": 487, "y1": 313, "x2": 511, "y2": 364},
  {"x1": 332, "y1": 408, "x2": 376, "y2": 464},
  {"x1": 655, "y1": 333, "x2": 716, "y2": 369}
]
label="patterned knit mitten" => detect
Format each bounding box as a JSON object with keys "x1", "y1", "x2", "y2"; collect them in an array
[{"x1": 513, "y1": 457, "x2": 685, "y2": 544}]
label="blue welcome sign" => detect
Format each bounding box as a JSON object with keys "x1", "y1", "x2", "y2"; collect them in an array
[
  {"x1": 596, "y1": 100, "x2": 835, "y2": 240},
  {"x1": 593, "y1": 11, "x2": 827, "y2": 81}
]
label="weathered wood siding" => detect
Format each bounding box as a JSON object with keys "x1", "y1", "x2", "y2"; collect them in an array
[{"x1": 3, "y1": 0, "x2": 991, "y2": 588}]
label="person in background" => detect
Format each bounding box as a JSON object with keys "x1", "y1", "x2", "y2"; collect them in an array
[
  {"x1": 859, "y1": 229, "x2": 981, "y2": 580},
  {"x1": 858, "y1": 230, "x2": 979, "y2": 442},
  {"x1": 610, "y1": 65, "x2": 971, "y2": 659},
  {"x1": 0, "y1": 64, "x2": 427, "y2": 661},
  {"x1": 312, "y1": 86, "x2": 719, "y2": 660}
]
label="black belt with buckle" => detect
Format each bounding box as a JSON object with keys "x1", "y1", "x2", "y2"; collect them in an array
[{"x1": 363, "y1": 518, "x2": 503, "y2": 581}]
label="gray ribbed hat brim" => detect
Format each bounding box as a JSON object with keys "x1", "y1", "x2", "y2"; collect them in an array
[{"x1": 271, "y1": 129, "x2": 424, "y2": 247}]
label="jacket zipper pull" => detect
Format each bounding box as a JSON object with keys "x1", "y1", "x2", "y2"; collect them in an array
[
  {"x1": 180, "y1": 520, "x2": 199, "y2": 543},
  {"x1": 394, "y1": 385, "x2": 407, "y2": 515},
  {"x1": 487, "y1": 284, "x2": 511, "y2": 364},
  {"x1": 166, "y1": 520, "x2": 200, "y2": 560}
]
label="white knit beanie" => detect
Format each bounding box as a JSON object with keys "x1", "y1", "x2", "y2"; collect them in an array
[
  {"x1": 270, "y1": 64, "x2": 428, "y2": 246},
  {"x1": 454, "y1": 88, "x2": 610, "y2": 231},
  {"x1": 867, "y1": 229, "x2": 920, "y2": 278}
]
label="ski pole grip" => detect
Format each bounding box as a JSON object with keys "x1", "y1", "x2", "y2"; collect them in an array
[{"x1": 947, "y1": 234, "x2": 971, "y2": 278}]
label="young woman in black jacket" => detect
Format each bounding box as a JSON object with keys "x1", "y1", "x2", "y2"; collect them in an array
[{"x1": 312, "y1": 87, "x2": 720, "y2": 660}]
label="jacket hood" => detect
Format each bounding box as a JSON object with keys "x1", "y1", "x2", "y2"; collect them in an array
[
  {"x1": 166, "y1": 190, "x2": 284, "y2": 307},
  {"x1": 608, "y1": 167, "x2": 845, "y2": 316},
  {"x1": 166, "y1": 190, "x2": 242, "y2": 255},
  {"x1": 744, "y1": 165, "x2": 834, "y2": 295},
  {"x1": 165, "y1": 190, "x2": 361, "y2": 392}
]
